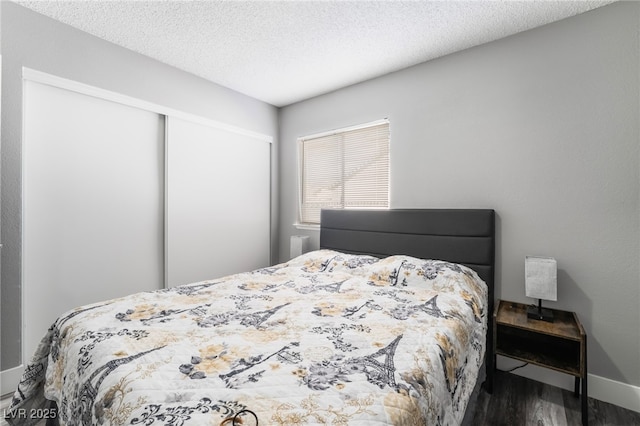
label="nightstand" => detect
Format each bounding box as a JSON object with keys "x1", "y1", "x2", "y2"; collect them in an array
[{"x1": 493, "y1": 300, "x2": 588, "y2": 426}]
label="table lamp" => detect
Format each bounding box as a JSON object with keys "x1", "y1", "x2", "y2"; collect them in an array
[{"x1": 525, "y1": 256, "x2": 557, "y2": 322}]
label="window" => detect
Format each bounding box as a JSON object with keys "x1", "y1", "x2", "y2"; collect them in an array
[{"x1": 298, "y1": 119, "x2": 390, "y2": 225}]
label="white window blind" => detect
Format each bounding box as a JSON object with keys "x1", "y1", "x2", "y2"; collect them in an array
[{"x1": 299, "y1": 120, "x2": 390, "y2": 224}]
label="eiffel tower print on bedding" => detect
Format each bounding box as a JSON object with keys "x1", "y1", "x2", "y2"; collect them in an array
[{"x1": 7, "y1": 250, "x2": 488, "y2": 426}]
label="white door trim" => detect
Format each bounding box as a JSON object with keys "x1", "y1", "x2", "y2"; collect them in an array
[{"x1": 22, "y1": 67, "x2": 273, "y2": 143}]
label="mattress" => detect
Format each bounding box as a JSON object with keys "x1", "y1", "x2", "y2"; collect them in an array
[{"x1": 8, "y1": 250, "x2": 488, "y2": 426}]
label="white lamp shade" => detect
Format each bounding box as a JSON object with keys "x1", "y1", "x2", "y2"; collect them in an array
[{"x1": 525, "y1": 256, "x2": 557, "y2": 301}]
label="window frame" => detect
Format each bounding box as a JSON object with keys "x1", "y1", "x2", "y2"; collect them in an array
[{"x1": 296, "y1": 118, "x2": 390, "y2": 228}]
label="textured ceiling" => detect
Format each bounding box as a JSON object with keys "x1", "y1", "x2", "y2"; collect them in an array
[{"x1": 16, "y1": 0, "x2": 615, "y2": 107}]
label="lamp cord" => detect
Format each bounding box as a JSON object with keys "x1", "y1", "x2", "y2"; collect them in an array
[{"x1": 499, "y1": 362, "x2": 529, "y2": 373}]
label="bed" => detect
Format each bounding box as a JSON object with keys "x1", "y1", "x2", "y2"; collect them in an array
[{"x1": 7, "y1": 208, "x2": 495, "y2": 426}]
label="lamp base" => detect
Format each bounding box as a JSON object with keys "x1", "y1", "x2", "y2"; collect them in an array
[{"x1": 527, "y1": 301, "x2": 554, "y2": 322}]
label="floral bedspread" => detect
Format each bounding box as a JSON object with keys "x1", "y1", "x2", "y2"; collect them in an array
[{"x1": 8, "y1": 250, "x2": 487, "y2": 426}]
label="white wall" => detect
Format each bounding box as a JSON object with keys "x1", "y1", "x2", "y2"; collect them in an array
[
  {"x1": 0, "y1": 1, "x2": 279, "y2": 375},
  {"x1": 278, "y1": 0, "x2": 640, "y2": 396}
]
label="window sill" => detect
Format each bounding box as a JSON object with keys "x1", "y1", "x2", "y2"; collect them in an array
[{"x1": 294, "y1": 222, "x2": 320, "y2": 231}]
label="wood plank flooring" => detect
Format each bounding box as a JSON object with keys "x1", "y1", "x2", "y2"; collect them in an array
[
  {"x1": 472, "y1": 371, "x2": 640, "y2": 426},
  {"x1": 5, "y1": 372, "x2": 640, "y2": 425}
]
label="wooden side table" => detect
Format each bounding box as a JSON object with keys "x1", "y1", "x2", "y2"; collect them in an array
[{"x1": 493, "y1": 300, "x2": 588, "y2": 425}]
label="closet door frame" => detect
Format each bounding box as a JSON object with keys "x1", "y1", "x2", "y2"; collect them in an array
[
  {"x1": 22, "y1": 69, "x2": 273, "y2": 143},
  {"x1": 21, "y1": 67, "x2": 273, "y2": 367}
]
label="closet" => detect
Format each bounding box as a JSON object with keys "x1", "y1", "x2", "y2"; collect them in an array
[{"x1": 22, "y1": 74, "x2": 271, "y2": 359}]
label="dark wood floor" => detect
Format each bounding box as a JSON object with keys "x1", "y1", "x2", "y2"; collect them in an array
[
  {"x1": 472, "y1": 371, "x2": 640, "y2": 426},
  {"x1": 5, "y1": 372, "x2": 639, "y2": 426}
]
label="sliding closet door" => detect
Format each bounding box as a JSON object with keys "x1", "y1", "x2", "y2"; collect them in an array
[
  {"x1": 23, "y1": 81, "x2": 164, "y2": 359},
  {"x1": 166, "y1": 117, "x2": 270, "y2": 287}
]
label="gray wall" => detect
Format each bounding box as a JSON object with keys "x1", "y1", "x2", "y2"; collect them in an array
[
  {"x1": 0, "y1": 2, "x2": 279, "y2": 370},
  {"x1": 278, "y1": 1, "x2": 639, "y2": 387},
  {"x1": 2, "y1": 0, "x2": 638, "y2": 394}
]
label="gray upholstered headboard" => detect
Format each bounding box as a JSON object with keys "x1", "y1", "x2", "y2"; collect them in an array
[
  {"x1": 320, "y1": 209, "x2": 494, "y2": 286},
  {"x1": 319, "y1": 208, "x2": 496, "y2": 392}
]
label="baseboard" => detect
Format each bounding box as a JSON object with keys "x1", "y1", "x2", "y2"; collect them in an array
[
  {"x1": 588, "y1": 374, "x2": 640, "y2": 414},
  {"x1": 1, "y1": 366, "x2": 23, "y2": 426},
  {"x1": 0, "y1": 366, "x2": 22, "y2": 397},
  {"x1": 1, "y1": 392, "x2": 12, "y2": 426},
  {"x1": 498, "y1": 357, "x2": 640, "y2": 413}
]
